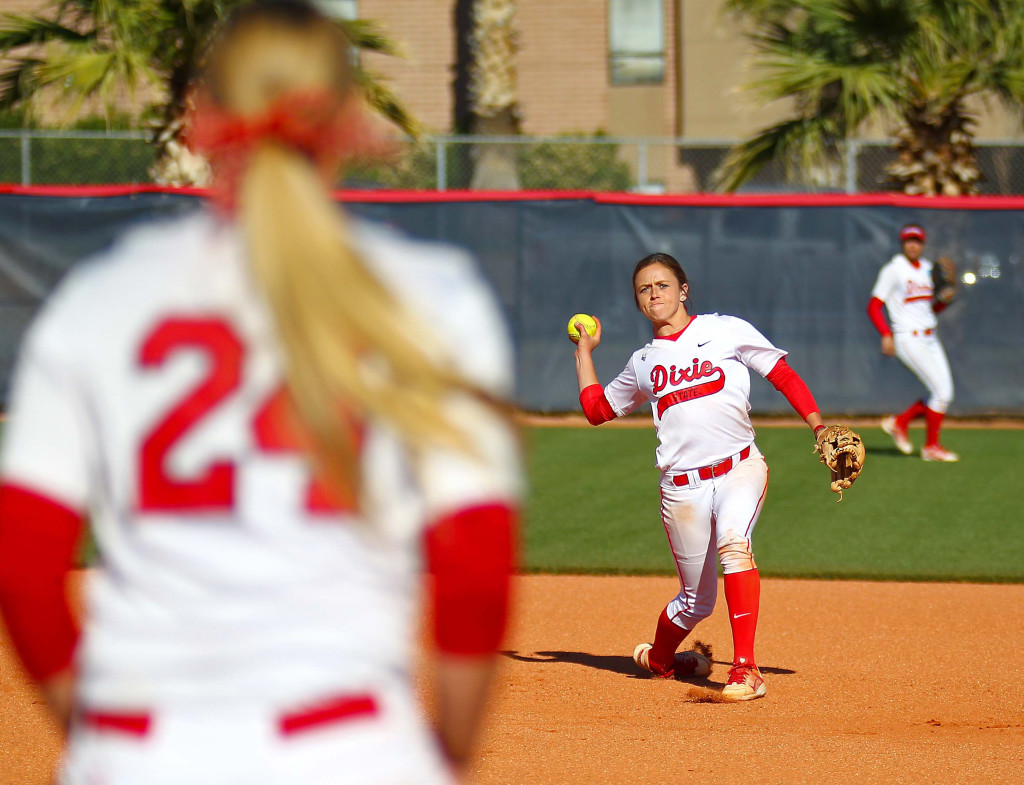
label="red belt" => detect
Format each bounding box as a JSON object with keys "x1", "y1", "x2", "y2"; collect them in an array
[
  {"x1": 672, "y1": 446, "x2": 752, "y2": 486},
  {"x1": 79, "y1": 693, "x2": 379, "y2": 738},
  {"x1": 910, "y1": 328, "x2": 934, "y2": 336}
]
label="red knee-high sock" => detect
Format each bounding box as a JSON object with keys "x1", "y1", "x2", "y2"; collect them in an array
[
  {"x1": 649, "y1": 606, "x2": 691, "y2": 673},
  {"x1": 896, "y1": 399, "x2": 927, "y2": 431},
  {"x1": 724, "y1": 568, "x2": 760, "y2": 666},
  {"x1": 924, "y1": 406, "x2": 945, "y2": 447}
]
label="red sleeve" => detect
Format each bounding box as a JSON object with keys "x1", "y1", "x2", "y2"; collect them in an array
[
  {"x1": 867, "y1": 297, "x2": 892, "y2": 337},
  {"x1": 933, "y1": 301, "x2": 948, "y2": 315},
  {"x1": 579, "y1": 383, "x2": 616, "y2": 425},
  {"x1": 765, "y1": 358, "x2": 820, "y2": 421},
  {"x1": 424, "y1": 503, "x2": 518, "y2": 656},
  {"x1": 0, "y1": 483, "x2": 83, "y2": 681}
]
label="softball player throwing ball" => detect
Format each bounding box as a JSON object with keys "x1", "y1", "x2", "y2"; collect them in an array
[
  {"x1": 571, "y1": 252, "x2": 834, "y2": 701},
  {"x1": 0, "y1": 3, "x2": 520, "y2": 783},
  {"x1": 868, "y1": 223, "x2": 958, "y2": 461}
]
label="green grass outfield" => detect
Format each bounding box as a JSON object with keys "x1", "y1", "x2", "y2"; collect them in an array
[{"x1": 523, "y1": 423, "x2": 1024, "y2": 583}]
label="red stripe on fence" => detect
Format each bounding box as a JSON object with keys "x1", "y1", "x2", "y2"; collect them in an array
[{"x1": 4, "y1": 185, "x2": 1024, "y2": 210}]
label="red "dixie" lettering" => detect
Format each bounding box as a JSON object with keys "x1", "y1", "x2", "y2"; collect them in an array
[{"x1": 650, "y1": 358, "x2": 717, "y2": 395}]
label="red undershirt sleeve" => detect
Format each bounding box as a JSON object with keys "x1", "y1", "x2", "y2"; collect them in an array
[
  {"x1": 765, "y1": 358, "x2": 820, "y2": 422},
  {"x1": 424, "y1": 503, "x2": 518, "y2": 656},
  {"x1": 933, "y1": 301, "x2": 948, "y2": 315},
  {"x1": 579, "y1": 383, "x2": 616, "y2": 425},
  {"x1": 867, "y1": 297, "x2": 892, "y2": 337},
  {"x1": 0, "y1": 483, "x2": 83, "y2": 681}
]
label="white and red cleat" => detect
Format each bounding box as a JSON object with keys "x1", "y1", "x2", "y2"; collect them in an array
[
  {"x1": 633, "y1": 643, "x2": 711, "y2": 679},
  {"x1": 881, "y1": 416, "x2": 914, "y2": 455},
  {"x1": 722, "y1": 662, "x2": 767, "y2": 701},
  {"x1": 921, "y1": 444, "x2": 960, "y2": 462}
]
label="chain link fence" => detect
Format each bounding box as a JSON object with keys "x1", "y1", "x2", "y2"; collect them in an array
[{"x1": 5, "y1": 130, "x2": 1024, "y2": 193}]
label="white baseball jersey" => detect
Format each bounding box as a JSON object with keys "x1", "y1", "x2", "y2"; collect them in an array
[
  {"x1": 871, "y1": 253, "x2": 937, "y2": 332},
  {"x1": 602, "y1": 314, "x2": 786, "y2": 472},
  {"x1": 0, "y1": 210, "x2": 520, "y2": 712}
]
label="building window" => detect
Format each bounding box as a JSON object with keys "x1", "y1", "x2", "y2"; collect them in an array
[
  {"x1": 609, "y1": 0, "x2": 665, "y2": 85},
  {"x1": 316, "y1": 0, "x2": 358, "y2": 20}
]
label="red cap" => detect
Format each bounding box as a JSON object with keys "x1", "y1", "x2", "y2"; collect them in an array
[{"x1": 899, "y1": 224, "x2": 926, "y2": 243}]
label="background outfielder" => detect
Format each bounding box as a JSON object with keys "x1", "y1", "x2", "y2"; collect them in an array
[
  {"x1": 0, "y1": 3, "x2": 520, "y2": 783},
  {"x1": 868, "y1": 223, "x2": 959, "y2": 462},
  {"x1": 571, "y1": 252, "x2": 861, "y2": 701}
]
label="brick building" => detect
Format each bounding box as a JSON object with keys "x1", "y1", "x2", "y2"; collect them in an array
[{"x1": 4, "y1": 0, "x2": 1023, "y2": 189}]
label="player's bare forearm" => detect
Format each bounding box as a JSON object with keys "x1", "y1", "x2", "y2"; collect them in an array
[
  {"x1": 806, "y1": 412, "x2": 824, "y2": 433},
  {"x1": 572, "y1": 315, "x2": 602, "y2": 393},
  {"x1": 434, "y1": 654, "x2": 496, "y2": 775},
  {"x1": 574, "y1": 347, "x2": 600, "y2": 393}
]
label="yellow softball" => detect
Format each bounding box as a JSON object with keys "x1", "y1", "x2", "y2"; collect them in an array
[{"x1": 567, "y1": 313, "x2": 598, "y2": 343}]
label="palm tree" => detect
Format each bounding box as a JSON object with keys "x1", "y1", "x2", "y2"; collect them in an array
[
  {"x1": 454, "y1": 0, "x2": 521, "y2": 190},
  {"x1": 0, "y1": 0, "x2": 417, "y2": 185},
  {"x1": 717, "y1": 0, "x2": 1024, "y2": 195}
]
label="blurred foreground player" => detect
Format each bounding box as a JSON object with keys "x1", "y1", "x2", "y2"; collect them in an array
[{"x1": 0, "y1": 2, "x2": 520, "y2": 783}]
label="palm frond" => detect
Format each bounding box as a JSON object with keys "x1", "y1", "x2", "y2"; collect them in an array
[
  {"x1": 0, "y1": 13, "x2": 90, "y2": 50},
  {"x1": 339, "y1": 18, "x2": 405, "y2": 57},
  {"x1": 0, "y1": 58, "x2": 44, "y2": 112},
  {"x1": 355, "y1": 68, "x2": 420, "y2": 138},
  {"x1": 713, "y1": 115, "x2": 840, "y2": 193}
]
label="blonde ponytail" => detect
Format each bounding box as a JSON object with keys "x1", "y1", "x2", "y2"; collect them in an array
[
  {"x1": 239, "y1": 141, "x2": 475, "y2": 500},
  {"x1": 193, "y1": 2, "x2": 501, "y2": 504}
]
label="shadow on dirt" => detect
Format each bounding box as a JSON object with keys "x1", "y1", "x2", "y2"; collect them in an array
[{"x1": 501, "y1": 649, "x2": 796, "y2": 680}]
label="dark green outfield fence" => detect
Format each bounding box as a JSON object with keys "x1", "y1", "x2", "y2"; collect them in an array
[{"x1": 1, "y1": 187, "x2": 1023, "y2": 415}]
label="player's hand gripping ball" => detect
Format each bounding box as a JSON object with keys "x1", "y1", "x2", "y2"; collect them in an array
[
  {"x1": 814, "y1": 425, "x2": 866, "y2": 502},
  {"x1": 567, "y1": 313, "x2": 598, "y2": 344}
]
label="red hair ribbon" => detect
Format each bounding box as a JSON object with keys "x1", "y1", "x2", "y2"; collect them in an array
[{"x1": 184, "y1": 88, "x2": 385, "y2": 211}]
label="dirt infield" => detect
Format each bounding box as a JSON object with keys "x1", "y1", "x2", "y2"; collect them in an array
[
  {"x1": 3, "y1": 575, "x2": 1023, "y2": 784},
  {"x1": 475, "y1": 576, "x2": 1024, "y2": 785}
]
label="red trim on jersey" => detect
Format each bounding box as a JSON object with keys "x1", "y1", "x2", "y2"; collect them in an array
[
  {"x1": 278, "y1": 694, "x2": 378, "y2": 735},
  {"x1": 579, "y1": 384, "x2": 616, "y2": 425},
  {"x1": 81, "y1": 711, "x2": 153, "y2": 737},
  {"x1": 867, "y1": 297, "x2": 891, "y2": 337},
  {"x1": 653, "y1": 315, "x2": 698, "y2": 341},
  {"x1": 0, "y1": 483, "x2": 83, "y2": 681},
  {"x1": 425, "y1": 503, "x2": 518, "y2": 655},
  {"x1": 765, "y1": 359, "x2": 820, "y2": 421},
  {"x1": 904, "y1": 294, "x2": 931, "y2": 303}
]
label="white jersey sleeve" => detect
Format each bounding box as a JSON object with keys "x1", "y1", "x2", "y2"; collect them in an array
[
  {"x1": 723, "y1": 315, "x2": 788, "y2": 377},
  {"x1": 603, "y1": 355, "x2": 649, "y2": 417},
  {"x1": 871, "y1": 260, "x2": 899, "y2": 303},
  {"x1": 0, "y1": 280, "x2": 96, "y2": 511},
  {"x1": 361, "y1": 227, "x2": 522, "y2": 523}
]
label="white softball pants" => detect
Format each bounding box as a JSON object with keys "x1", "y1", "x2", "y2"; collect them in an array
[
  {"x1": 659, "y1": 448, "x2": 768, "y2": 630},
  {"x1": 59, "y1": 686, "x2": 454, "y2": 785},
  {"x1": 894, "y1": 332, "x2": 954, "y2": 413}
]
